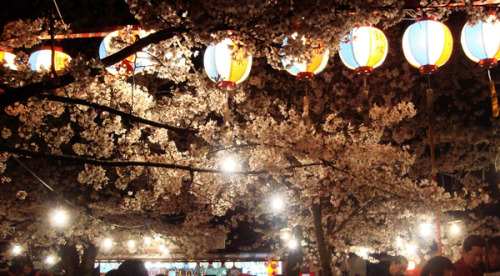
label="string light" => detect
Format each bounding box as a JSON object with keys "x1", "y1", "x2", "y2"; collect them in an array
[
  {"x1": 12, "y1": 245, "x2": 22, "y2": 255},
  {"x1": 358, "y1": 248, "x2": 370, "y2": 259},
  {"x1": 408, "y1": 261, "x2": 416, "y2": 270},
  {"x1": 420, "y1": 223, "x2": 433, "y2": 236},
  {"x1": 222, "y1": 157, "x2": 237, "y2": 172},
  {"x1": 103, "y1": 238, "x2": 113, "y2": 250},
  {"x1": 45, "y1": 255, "x2": 56, "y2": 265},
  {"x1": 450, "y1": 223, "x2": 461, "y2": 235},
  {"x1": 281, "y1": 232, "x2": 290, "y2": 241},
  {"x1": 127, "y1": 240, "x2": 136, "y2": 248},
  {"x1": 144, "y1": 236, "x2": 152, "y2": 245},
  {"x1": 271, "y1": 196, "x2": 284, "y2": 211},
  {"x1": 50, "y1": 209, "x2": 69, "y2": 228},
  {"x1": 287, "y1": 239, "x2": 298, "y2": 250}
]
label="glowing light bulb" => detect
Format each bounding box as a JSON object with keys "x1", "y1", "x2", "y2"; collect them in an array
[
  {"x1": 144, "y1": 236, "x2": 151, "y2": 245},
  {"x1": 159, "y1": 244, "x2": 169, "y2": 254},
  {"x1": 451, "y1": 224, "x2": 460, "y2": 235},
  {"x1": 408, "y1": 261, "x2": 416, "y2": 270},
  {"x1": 281, "y1": 232, "x2": 290, "y2": 241},
  {"x1": 127, "y1": 240, "x2": 135, "y2": 248},
  {"x1": 271, "y1": 196, "x2": 284, "y2": 211},
  {"x1": 396, "y1": 237, "x2": 403, "y2": 247},
  {"x1": 222, "y1": 157, "x2": 237, "y2": 172},
  {"x1": 420, "y1": 223, "x2": 432, "y2": 236},
  {"x1": 51, "y1": 209, "x2": 68, "y2": 227},
  {"x1": 103, "y1": 238, "x2": 113, "y2": 249},
  {"x1": 406, "y1": 244, "x2": 416, "y2": 255},
  {"x1": 12, "y1": 245, "x2": 22, "y2": 255},
  {"x1": 45, "y1": 255, "x2": 56, "y2": 265},
  {"x1": 288, "y1": 239, "x2": 298, "y2": 249},
  {"x1": 358, "y1": 248, "x2": 369, "y2": 259}
]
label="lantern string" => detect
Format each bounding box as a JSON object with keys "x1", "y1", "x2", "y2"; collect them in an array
[
  {"x1": 362, "y1": 75, "x2": 370, "y2": 125},
  {"x1": 303, "y1": 81, "x2": 311, "y2": 127},
  {"x1": 52, "y1": 0, "x2": 66, "y2": 25},
  {"x1": 223, "y1": 90, "x2": 230, "y2": 123}
]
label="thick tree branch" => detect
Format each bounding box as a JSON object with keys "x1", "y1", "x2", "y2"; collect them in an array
[
  {"x1": 0, "y1": 27, "x2": 189, "y2": 108},
  {"x1": 39, "y1": 94, "x2": 197, "y2": 134},
  {"x1": 0, "y1": 144, "x2": 328, "y2": 175}
]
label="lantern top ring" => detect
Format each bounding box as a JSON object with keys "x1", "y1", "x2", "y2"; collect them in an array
[{"x1": 297, "y1": 72, "x2": 315, "y2": 81}]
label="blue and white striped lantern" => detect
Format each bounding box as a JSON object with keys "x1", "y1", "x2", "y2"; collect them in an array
[
  {"x1": 339, "y1": 25, "x2": 388, "y2": 75},
  {"x1": 99, "y1": 30, "x2": 152, "y2": 76},
  {"x1": 461, "y1": 15, "x2": 500, "y2": 68},
  {"x1": 402, "y1": 18, "x2": 453, "y2": 75}
]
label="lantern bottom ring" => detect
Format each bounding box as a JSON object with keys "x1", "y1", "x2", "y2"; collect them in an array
[
  {"x1": 479, "y1": 59, "x2": 498, "y2": 69},
  {"x1": 218, "y1": 81, "x2": 237, "y2": 91},
  {"x1": 297, "y1": 72, "x2": 315, "y2": 81},
  {"x1": 419, "y1": 65, "x2": 438, "y2": 75},
  {"x1": 355, "y1": 66, "x2": 374, "y2": 76}
]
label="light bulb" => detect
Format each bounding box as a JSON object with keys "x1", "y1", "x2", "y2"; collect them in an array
[
  {"x1": 45, "y1": 255, "x2": 56, "y2": 265},
  {"x1": 12, "y1": 245, "x2": 22, "y2": 255},
  {"x1": 103, "y1": 238, "x2": 113, "y2": 249},
  {"x1": 127, "y1": 240, "x2": 135, "y2": 248},
  {"x1": 288, "y1": 239, "x2": 298, "y2": 249},
  {"x1": 51, "y1": 209, "x2": 68, "y2": 227},
  {"x1": 281, "y1": 232, "x2": 290, "y2": 241},
  {"x1": 396, "y1": 237, "x2": 403, "y2": 247},
  {"x1": 159, "y1": 244, "x2": 169, "y2": 254},
  {"x1": 451, "y1": 224, "x2": 460, "y2": 235},
  {"x1": 271, "y1": 197, "x2": 284, "y2": 211},
  {"x1": 222, "y1": 157, "x2": 237, "y2": 172},
  {"x1": 144, "y1": 236, "x2": 151, "y2": 245},
  {"x1": 420, "y1": 223, "x2": 432, "y2": 236},
  {"x1": 358, "y1": 248, "x2": 369, "y2": 259},
  {"x1": 408, "y1": 261, "x2": 416, "y2": 270}
]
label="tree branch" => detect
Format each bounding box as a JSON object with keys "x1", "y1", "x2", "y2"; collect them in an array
[
  {"x1": 0, "y1": 27, "x2": 189, "y2": 108},
  {"x1": 39, "y1": 94, "x2": 197, "y2": 134},
  {"x1": 0, "y1": 144, "x2": 328, "y2": 175}
]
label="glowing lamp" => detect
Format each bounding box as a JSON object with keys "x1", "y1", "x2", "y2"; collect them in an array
[
  {"x1": 50, "y1": 209, "x2": 69, "y2": 227},
  {"x1": 287, "y1": 239, "x2": 298, "y2": 249},
  {"x1": 281, "y1": 36, "x2": 329, "y2": 81},
  {"x1": 339, "y1": 25, "x2": 388, "y2": 75},
  {"x1": 402, "y1": 18, "x2": 453, "y2": 74},
  {"x1": 29, "y1": 46, "x2": 71, "y2": 71},
  {"x1": 203, "y1": 38, "x2": 252, "y2": 90},
  {"x1": 461, "y1": 16, "x2": 500, "y2": 68},
  {"x1": 222, "y1": 157, "x2": 237, "y2": 172},
  {"x1": 12, "y1": 245, "x2": 22, "y2": 255},
  {"x1": 0, "y1": 50, "x2": 17, "y2": 70},
  {"x1": 103, "y1": 238, "x2": 113, "y2": 249},
  {"x1": 271, "y1": 196, "x2": 284, "y2": 211},
  {"x1": 99, "y1": 30, "x2": 151, "y2": 76}
]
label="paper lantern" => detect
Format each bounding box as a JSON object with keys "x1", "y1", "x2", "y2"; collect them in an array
[
  {"x1": 339, "y1": 25, "x2": 388, "y2": 75},
  {"x1": 203, "y1": 38, "x2": 252, "y2": 90},
  {"x1": 0, "y1": 50, "x2": 17, "y2": 70},
  {"x1": 402, "y1": 18, "x2": 453, "y2": 74},
  {"x1": 281, "y1": 36, "x2": 329, "y2": 80},
  {"x1": 29, "y1": 46, "x2": 71, "y2": 71},
  {"x1": 461, "y1": 15, "x2": 500, "y2": 68},
  {"x1": 99, "y1": 30, "x2": 151, "y2": 76}
]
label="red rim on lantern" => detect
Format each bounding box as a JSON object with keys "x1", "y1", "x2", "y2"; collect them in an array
[
  {"x1": 297, "y1": 72, "x2": 315, "y2": 81},
  {"x1": 419, "y1": 65, "x2": 439, "y2": 75},
  {"x1": 218, "y1": 81, "x2": 237, "y2": 90},
  {"x1": 354, "y1": 66, "x2": 374, "y2": 76},
  {"x1": 478, "y1": 58, "x2": 498, "y2": 69}
]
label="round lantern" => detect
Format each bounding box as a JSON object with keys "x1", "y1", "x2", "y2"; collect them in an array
[
  {"x1": 99, "y1": 30, "x2": 151, "y2": 76},
  {"x1": 281, "y1": 36, "x2": 329, "y2": 81},
  {"x1": 29, "y1": 46, "x2": 71, "y2": 72},
  {"x1": 339, "y1": 25, "x2": 388, "y2": 75},
  {"x1": 461, "y1": 15, "x2": 500, "y2": 68},
  {"x1": 402, "y1": 18, "x2": 453, "y2": 74},
  {"x1": 0, "y1": 50, "x2": 18, "y2": 70},
  {"x1": 203, "y1": 38, "x2": 252, "y2": 90}
]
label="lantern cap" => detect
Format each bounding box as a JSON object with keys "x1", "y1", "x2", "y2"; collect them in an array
[
  {"x1": 416, "y1": 17, "x2": 437, "y2": 22},
  {"x1": 218, "y1": 81, "x2": 237, "y2": 91},
  {"x1": 419, "y1": 65, "x2": 439, "y2": 75},
  {"x1": 297, "y1": 72, "x2": 315, "y2": 81},
  {"x1": 355, "y1": 66, "x2": 374, "y2": 76},
  {"x1": 478, "y1": 58, "x2": 498, "y2": 69}
]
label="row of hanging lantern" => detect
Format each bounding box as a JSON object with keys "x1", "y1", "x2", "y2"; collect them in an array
[{"x1": 0, "y1": 16, "x2": 498, "y2": 113}]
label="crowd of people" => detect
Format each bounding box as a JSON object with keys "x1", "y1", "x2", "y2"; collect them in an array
[
  {"x1": 1, "y1": 235, "x2": 499, "y2": 276},
  {"x1": 375, "y1": 235, "x2": 500, "y2": 276}
]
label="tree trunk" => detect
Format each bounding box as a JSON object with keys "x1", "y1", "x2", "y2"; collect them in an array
[
  {"x1": 79, "y1": 243, "x2": 98, "y2": 276},
  {"x1": 60, "y1": 244, "x2": 79, "y2": 276},
  {"x1": 312, "y1": 201, "x2": 333, "y2": 276}
]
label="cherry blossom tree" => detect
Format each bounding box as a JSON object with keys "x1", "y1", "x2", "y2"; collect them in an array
[{"x1": 0, "y1": 1, "x2": 499, "y2": 276}]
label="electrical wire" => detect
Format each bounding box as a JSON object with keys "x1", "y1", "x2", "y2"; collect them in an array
[{"x1": 51, "y1": 0, "x2": 66, "y2": 25}]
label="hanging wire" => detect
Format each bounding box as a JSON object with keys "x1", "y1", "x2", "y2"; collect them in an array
[
  {"x1": 51, "y1": 0, "x2": 66, "y2": 25},
  {"x1": 12, "y1": 156, "x2": 144, "y2": 229}
]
